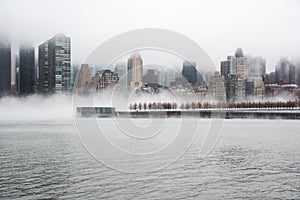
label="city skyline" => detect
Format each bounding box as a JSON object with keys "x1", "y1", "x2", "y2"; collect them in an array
[{"x1": 1, "y1": 0, "x2": 300, "y2": 72}]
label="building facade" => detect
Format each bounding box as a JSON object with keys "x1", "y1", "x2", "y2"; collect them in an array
[
  {"x1": 96, "y1": 70, "x2": 119, "y2": 92},
  {"x1": 143, "y1": 69, "x2": 157, "y2": 84},
  {"x1": 208, "y1": 71, "x2": 226, "y2": 102},
  {"x1": 38, "y1": 34, "x2": 71, "y2": 94},
  {"x1": 247, "y1": 56, "x2": 266, "y2": 78},
  {"x1": 127, "y1": 53, "x2": 143, "y2": 89},
  {"x1": 0, "y1": 38, "x2": 11, "y2": 96},
  {"x1": 182, "y1": 61, "x2": 197, "y2": 84},
  {"x1": 275, "y1": 57, "x2": 296, "y2": 85},
  {"x1": 19, "y1": 45, "x2": 35, "y2": 95},
  {"x1": 76, "y1": 64, "x2": 93, "y2": 94},
  {"x1": 226, "y1": 74, "x2": 245, "y2": 102}
]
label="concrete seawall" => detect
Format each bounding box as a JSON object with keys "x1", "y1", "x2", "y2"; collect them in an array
[
  {"x1": 116, "y1": 110, "x2": 300, "y2": 119},
  {"x1": 76, "y1": 107, "x2": 300, "y2": 119}
]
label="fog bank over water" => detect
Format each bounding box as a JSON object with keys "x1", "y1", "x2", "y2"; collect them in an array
[
  {"x1": 0, "y1": 95, "x2": 73, "y2": 121},
  {"x1": 0, "y1": 91, "x2": 181, "y2": 121}
]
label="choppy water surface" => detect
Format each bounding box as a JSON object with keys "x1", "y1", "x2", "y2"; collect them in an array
[{"x1": 0, "y1": 119, "x2": 300, "y2": 199}]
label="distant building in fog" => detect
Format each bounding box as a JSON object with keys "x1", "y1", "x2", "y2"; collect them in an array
[
  {"x1": 226, "y1": 74, "x2": 245, "y2": 102},
  {"x1": 76, "y1": 64, "x2": 93, "y2": 94},
  {"x1": 127, "y1": 52, "x2": 143, "y2": 89},
  {"x1": 209, "y1": 71, "x2": 226, "y2": 101},
  {"x1": 143, "y1": 69, "x2": 157, "y2": 84},
  {"x1": 115, "y1": 62, "x2": 126, "y2": 83},
  {"x1": 275, "y1": 57, "x2": 295, "y2": 85},
  {"x1": 70, "y1": 66, "x2": 79, "y2": 92},
  {"x1": 38, "y1": 33, "x2": 71, "y2": 94},
  {"x1": 0, "y1": 38, "x2": 11, "y2": 96},
  {"x1": 19, "y1": 45, "x2": 35, "y2": 95},
  {"x1": 247, "y1": 56, "x2": 266, "y2": 77},
  {"x1": 182, "y1": 60, "x2": 197, "y2": 84},
  {"x1": 245, "y1": 77, "x2": 264, "y2": 100}
]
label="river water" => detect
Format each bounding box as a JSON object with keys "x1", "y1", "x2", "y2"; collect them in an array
[{"x1": 0, "y1": 119, "x2": 299, "y2": 199}]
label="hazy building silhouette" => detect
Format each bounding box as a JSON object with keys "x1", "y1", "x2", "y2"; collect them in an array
[
  {"x1": 247, "y1": 56, "x2": 266, "y2": 78},
  {"x1": 70, "y1": 66, "x2": 79, "y2": 92},
  {"x1": 226, "y1": 74, "x2": 245, "y2": 102},
  {"x1": 182, "y1": 61, "x2": 197, "y2": 84},
  {"x1": 38, "y1": 33, "x2": 71, "y2": 94},
  {"x1": 0, "y1": 38, "x2": 11, "y2": 96},
  {"x1": 275, "y1": 57, "x2": 295, "y2": 85},
  {"x1": 209, "y1": 71, "x2": 226, "y2": 101},
  {"x1": 143, "y1": 69, "x2": 157, "y2": 84},
  {"x1": 245, "y1": 77, "x2": 264, "y2": 100},
  {"x1": 127, "y1": 52, "x2": 143, "y2": 88},
  {"x1": 19, "y1": 45, "x2": 35, "y2": 95},
  {"x1": 115, "y1": 62, "x2": 127, "y2": 92},
  {"x1": 76, "y1": 64, "x2": 92, "y2": 94}
]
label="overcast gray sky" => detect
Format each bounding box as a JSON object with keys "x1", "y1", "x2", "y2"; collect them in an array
[{"x1": 0, "y1": 0, "x2": 299, "y2": 72}]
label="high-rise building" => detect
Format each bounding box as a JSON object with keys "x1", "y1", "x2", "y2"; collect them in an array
[
  {"x1": 0, "y1": 38, "x2": 11, "y2": 96},
  {"x1": 115, "y1": 62, "x2": 127, "y2": 88},
  {"x1": 220, "y1": 48, "x2": 248, "y2": 79},
  {"x1": 296, "y1": 63, "x2": 300, "y2": 87},
  {"x1": 76, "y1": 64, "x2": 92, "y2": 94},
  {"x1": 182, "y1": 61, "x2": 197, "y2": 84},
  {"x1": 96, "y1": 70, "x2": 119, "y2": 92},
  {"x1": 209, "y1": 71, "x2": 226, "y2": 102},
  {"x1": 220, "y1": 56, "x2": 233, "y2": 78},
  {"x1": 275, "y1": 57, "x2": 296, "y2": 85},
  {"x1": 245, "y1": 77, "x2": 264, "y2": 100},
  {"x1": 234, "y1": 48, "x2": 248, "y2": 79},
  {"x1": 226, "y1": 74, "x2": 245, "y2": 102},
  {"x1": 143, "y1": 69, "x2": 157, "y2": 84},
  {"x1": 247, "y1": 56, "x2": 266, "y2": 78},
  {"x1": 70, "y1": 65, "x2": 79, "y2": 92},
  {"x1": 127, "y1": 52, "x2": 143, "y2": 88},
  {"x1": 19, "y1": 45, "x2": 35, "y2": 95},
  {"x1": 38, "y1": 33, "x2": 71, "y2": 94}
]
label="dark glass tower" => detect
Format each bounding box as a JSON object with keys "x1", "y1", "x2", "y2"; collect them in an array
[
  {"x1": 19, "y1": 45, "x2": 35, "y2": 95},
  {"x1": 182, "y1": 60, "x2": 197, "y2": 84},
  {"x1": 38, "y1": 34, "x2": 71, "y2": 94},
  {"x1": 0, "y1": 38, "x2": 11, "y2": 96}
]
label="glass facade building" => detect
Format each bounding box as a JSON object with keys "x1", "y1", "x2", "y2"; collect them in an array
[
  {"x1": 38, "y1": 34, "x2": 71, "y2": 94},
  {"x1": 0, "y1": 38, "x2": 11, "y2": 96},
  {"x1": 19, "y1": 45, "x2": 35, "y2": 95}
]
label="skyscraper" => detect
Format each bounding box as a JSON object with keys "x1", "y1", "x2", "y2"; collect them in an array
[
  {"x1": 143, "y1": 69, "x2": 157, "y2": 84},
  {"x1": 38, "y1": 33, "x2": 71, "y2": 94},
  {"x1": 182, "y1": 60, "x2": 197, "y2": 84},
  {"x1": 275, "y1": 57, "x2": 295, "y2": 85},
  {"x1": 209, "y1": 71, "x2": 226, "y2": 102},
  {"x1": 127, "y1": 52, "x2": 143, "y2": 88},
  {"x1": 234, "y1": 48, "x2": 248, "y2": 79},
  {"x1": 19, "y1": 45, "x2": 35, "y2": 95},
  {"x1": 226, "y1": 74, "x2": 245, "y2": 102},
  {"x1": 76, "y1": 64, "x2": 93, "y2": 94},
  {"x1": 0, "y1": 38, "x2": 11, "y2": 96},
  {"x1": 220, "y1": 56, "x2": 233, "y2": 78},
  {"x1": 247, "y1": 56, "x2": 266, "y2": 78}
]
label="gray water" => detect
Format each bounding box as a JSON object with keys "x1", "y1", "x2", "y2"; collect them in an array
[{"x1": 0, "y1": 119, "x2": 300, "y2": 199}]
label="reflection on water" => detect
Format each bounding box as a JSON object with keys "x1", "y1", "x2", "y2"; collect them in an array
[{"x1": 0, "y1": 120, "x2": 299, "y2": 199}]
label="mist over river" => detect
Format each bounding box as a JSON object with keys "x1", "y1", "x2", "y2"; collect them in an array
[{"x1": 0, "y1": 119, "x2": 299, "y2": 199}]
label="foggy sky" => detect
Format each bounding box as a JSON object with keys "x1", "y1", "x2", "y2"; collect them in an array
[{"x1": 0, "y1": 0, "x2": 299, "y2": 72}]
